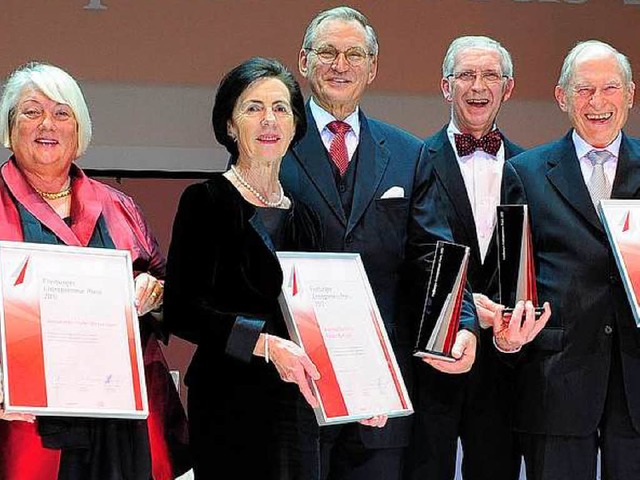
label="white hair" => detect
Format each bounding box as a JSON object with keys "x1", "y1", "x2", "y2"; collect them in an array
[
  {"x1": 0, "y1": 62, "x2": 92, "y2": 157},
  {"x1": 302, "y1": 6, "x2": 379, "y2": 55},
  {"x1": 557, "y1": 40, "x2": 633, "y2": 89},
  {"x1": 442, "y1": 36, "x2": 513, "y2": 78}
]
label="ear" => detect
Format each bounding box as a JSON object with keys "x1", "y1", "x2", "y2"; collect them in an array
[
  {"x1": 627, "y1": 81, "x2": 636, "y2": 109},
  {"x1": 227, "y1": 120, "x2": 237, "y2": 140},
  {"x1": 501, "y1": 77, "x2": 515, "y2": 103},
  {"x1": 441, "y1": 77, "x2": 453, "y2": 103},
  {"x1": 555, "y1": 85, "x2": 569, "y2": 112},
  {"x1": 366, "y1": 55, "x2": 378, "y2": 85},
  {"x1": 299, "y1": 49, "x2": 310, "y2": 78}
]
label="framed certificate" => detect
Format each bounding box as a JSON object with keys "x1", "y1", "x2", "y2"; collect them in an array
[
  {"x1": 277, "y1": 252, "x2": 413, "y2": 426},
  {"x1": 599, "y1": 199, "x2": 640, "y2": 327},
  {"x1": 0, "y1": 241, "x2": 148, "y2": 419}
]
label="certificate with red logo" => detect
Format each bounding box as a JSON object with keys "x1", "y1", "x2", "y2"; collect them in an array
[
  {"x1": 277, "y1": 252, "x2": 413, "y2": 426},
  {"x1": 0, "y1": 241, "x2": 148, "y2": 419},
  {"x1": 599, "y1": 200, "x2": 640, "y2": 327}
]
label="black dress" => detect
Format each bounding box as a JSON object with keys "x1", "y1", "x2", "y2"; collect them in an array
[{"x1": 164, "y1": 174, "x2": 321, "y2": 479}]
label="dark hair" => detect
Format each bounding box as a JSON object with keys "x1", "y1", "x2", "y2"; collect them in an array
[{"x1": 212, "y1": 57, "x2": 307, "y2": 160}]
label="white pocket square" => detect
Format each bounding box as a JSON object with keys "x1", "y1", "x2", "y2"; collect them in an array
[{"x1": 380, "y1": 186, "x2": 405, "y2": 199}]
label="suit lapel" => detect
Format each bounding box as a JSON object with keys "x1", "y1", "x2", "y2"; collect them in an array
[
  {"x1": 546, "y1": 131, "x2": 603, "y2": 233},
  {"x1": 291, "y1": 106, "x2": 347, "y2": 225},
  {"x1": 612, "y1": 134, "x2": 640, "y2": 200},
  {"x1": 347, "y1": 114, "x2": 390, "y2": 235},
  {"x1": 429, "y1": 127, "x2": 480, "y2": 261}
]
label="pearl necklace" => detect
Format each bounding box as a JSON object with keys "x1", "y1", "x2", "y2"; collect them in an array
[{"x1": 230, "y1": 165, "x2": 284, "y2": 208}]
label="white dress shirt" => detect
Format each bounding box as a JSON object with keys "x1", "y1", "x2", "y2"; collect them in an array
[
  {"x1": 447, "y1": 122, "x2": 505, "y2": 263},
  {"x1": 572, "y1": 129, "x2": 621, "y2": 188},
  {"x1": 309, "y1": 97, "x2": 360, "y2": 162}
]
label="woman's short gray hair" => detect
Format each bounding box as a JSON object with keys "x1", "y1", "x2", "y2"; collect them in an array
[
  {"x1": 0, "y1": 62, "x2": 92, "y2": 157},
  {"x1": 302, "y1": 6, "x2": 379, "y2": 55},
  {"x1": 442, "y1": 36, "x2": 513, "y2": 78},
  {"x1": 557, "y1": 40, "x2": 633, "y2": 90}
]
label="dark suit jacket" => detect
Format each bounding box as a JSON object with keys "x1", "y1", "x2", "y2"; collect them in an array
[
  {"x1": 414, "y1": 126, "x2": 525, "y2": 407},
  {"x1": 503, "y1": 130, "x2": 640, "y2": 436},
  {"x1": 281, "y1": 105, "x2": 477, "y2": 449},
  {"x1": 425, "y1": 126, "x2": 525, "y2": 295}
]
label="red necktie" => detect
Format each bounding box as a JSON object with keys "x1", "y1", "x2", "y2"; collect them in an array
[
  {"x1": 327, "y1": 120, "x2": 351, "y2": 176},
  {"x1": 454, "y1": 129, "x2": 502, "y2": 157}
]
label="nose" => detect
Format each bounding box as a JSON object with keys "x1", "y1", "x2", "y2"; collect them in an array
[
  {"x1": 589, "y1": 88, "x2": 606, "y2": 108},
  {"x1": 38, "y1": 111, "x2": 56, "y2": 130},
  {"x1": 471, "y1": 73, "x2": 486, "y2": 91},
  {"x1": 331, "y1": 52, "x2": 350, "y2": 72},
  {"x1": 261, "y1": 108, "x2": 276, "y2": 125}
]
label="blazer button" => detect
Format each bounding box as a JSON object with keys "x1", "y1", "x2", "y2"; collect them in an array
[
  {"x1": 345, "y1": 234, "x2": 354, "y2": 245},
  {"x1": 604, "y1": 325, "x2": 613, "y2": 335},
  {"x1": 609, "y1": 275, "x2": 619, "y2": 285}
]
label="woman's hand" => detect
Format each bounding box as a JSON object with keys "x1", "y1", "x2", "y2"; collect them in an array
[
  {"x1": 266, "y1": 335, "x2": 321, "y2": 409},
  {"x1": 134, "y1": 273, "x2": 164, "y2": 316},
  {"x1": 358, "y1": 415, "x2": 388, "y2": 428}
]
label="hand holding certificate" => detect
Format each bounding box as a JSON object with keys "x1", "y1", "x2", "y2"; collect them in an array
[
  {"x1": 277, "y1": 252, "x2": 413, "y2": 426},
  {"x1": 0, "y1": 241, "x2": 148, "y2": 419}
]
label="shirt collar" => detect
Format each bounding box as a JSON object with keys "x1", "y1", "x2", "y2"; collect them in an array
[
  {"x1": 572, "y1": 129, "x2": 622, "y2": 160},
  {"x1": 310, "y1": 97, "x2": 360, "y2": 138}
]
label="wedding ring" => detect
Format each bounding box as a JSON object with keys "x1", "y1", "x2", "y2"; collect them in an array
[{"x1": 151, "y1": 292, "x2": 158, "y2": 299}]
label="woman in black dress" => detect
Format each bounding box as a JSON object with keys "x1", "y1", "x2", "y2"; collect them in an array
[{"x1": 164, "y1": 57, "x2": 321, "y2": 479}]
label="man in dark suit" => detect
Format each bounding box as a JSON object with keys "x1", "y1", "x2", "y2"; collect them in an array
[
  {"x1": 502, "y1": 40, "x2": 640, "y2": 480},
  {"x1": 407, "y1": 36, "x2": 525, "y2": 480},
  {"x1": 281, "y1": 6, "x2": 478, "y2": 480}
]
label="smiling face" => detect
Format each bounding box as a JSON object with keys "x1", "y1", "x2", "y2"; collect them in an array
[
  {"x1": 441, "y1": 47, "x2": 514, "y2": 138},
  {"x1": 10, "y1": 88, "x2": 78, "y2": 176},
  {"x1": 227, "y1": 77, "x2": 296, "y2": 164},
  {"x1": 555, "y1": 51, "x2": 635, "y2": 148},
  {"x1": 299, "y1": 19, "x2": 377, "y2": 120}
]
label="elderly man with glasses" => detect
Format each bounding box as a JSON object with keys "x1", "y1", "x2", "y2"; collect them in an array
[
  {"x1": 281, "y1": 7, "x2": 479, "y2": 480},
  {"x1": 406, "y1": 35, "x2": 529, "y2": 480}
]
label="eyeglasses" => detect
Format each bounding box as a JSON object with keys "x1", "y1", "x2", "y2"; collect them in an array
[
  {"x1": 447, "y1": 70, "x2": 508, "y2": 85},
  {"x1": 572, "y1": 83, "x2": 624, "y2": 99},
  {"x1": 306, "y1": 46, "x2": 374, "y2": 67},
  {"x1": 18, "y1": 105, "x2": 75, "y2": 123}
]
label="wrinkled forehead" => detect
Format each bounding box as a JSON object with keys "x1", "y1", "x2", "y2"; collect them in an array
[
  {"x1": 312, "y1": 19, "x2": 368, "y2": 48},
  {"x1": 454, "y1": 47, "x2": 503, "y2": 71},
  {"x1": 571, "y1": 50, "x2": 625, "y2": 85}
]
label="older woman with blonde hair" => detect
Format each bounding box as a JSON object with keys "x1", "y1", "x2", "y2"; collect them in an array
[{"x1": 0, "y1": 62, "x2": 191, "y2": 480}]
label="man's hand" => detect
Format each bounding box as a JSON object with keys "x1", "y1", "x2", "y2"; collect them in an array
[
  {"x1": 474, "y1": 293, "x2": 503, "y2": 329},
  {"x1": 493, "y1": 300, "x2": 551, "y2": 352},
  {"x1": 422, "y1": 329, "x2": 477, "y2": 374}
]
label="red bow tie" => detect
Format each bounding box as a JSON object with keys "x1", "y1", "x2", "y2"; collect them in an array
[{"x1": 454, "y1": 130, "x2": 502, "y2": 157}]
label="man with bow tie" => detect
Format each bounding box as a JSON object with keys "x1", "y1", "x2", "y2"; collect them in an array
[
  {"x1": 502, "y1": 40, "x2": 640, "y2": 480},
  {"x1": 407, "y1": 36, "x2": 525, "y2": 480},
  {"x1": 281, "y1": 7, "x2": 479, "y2": 480}
]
